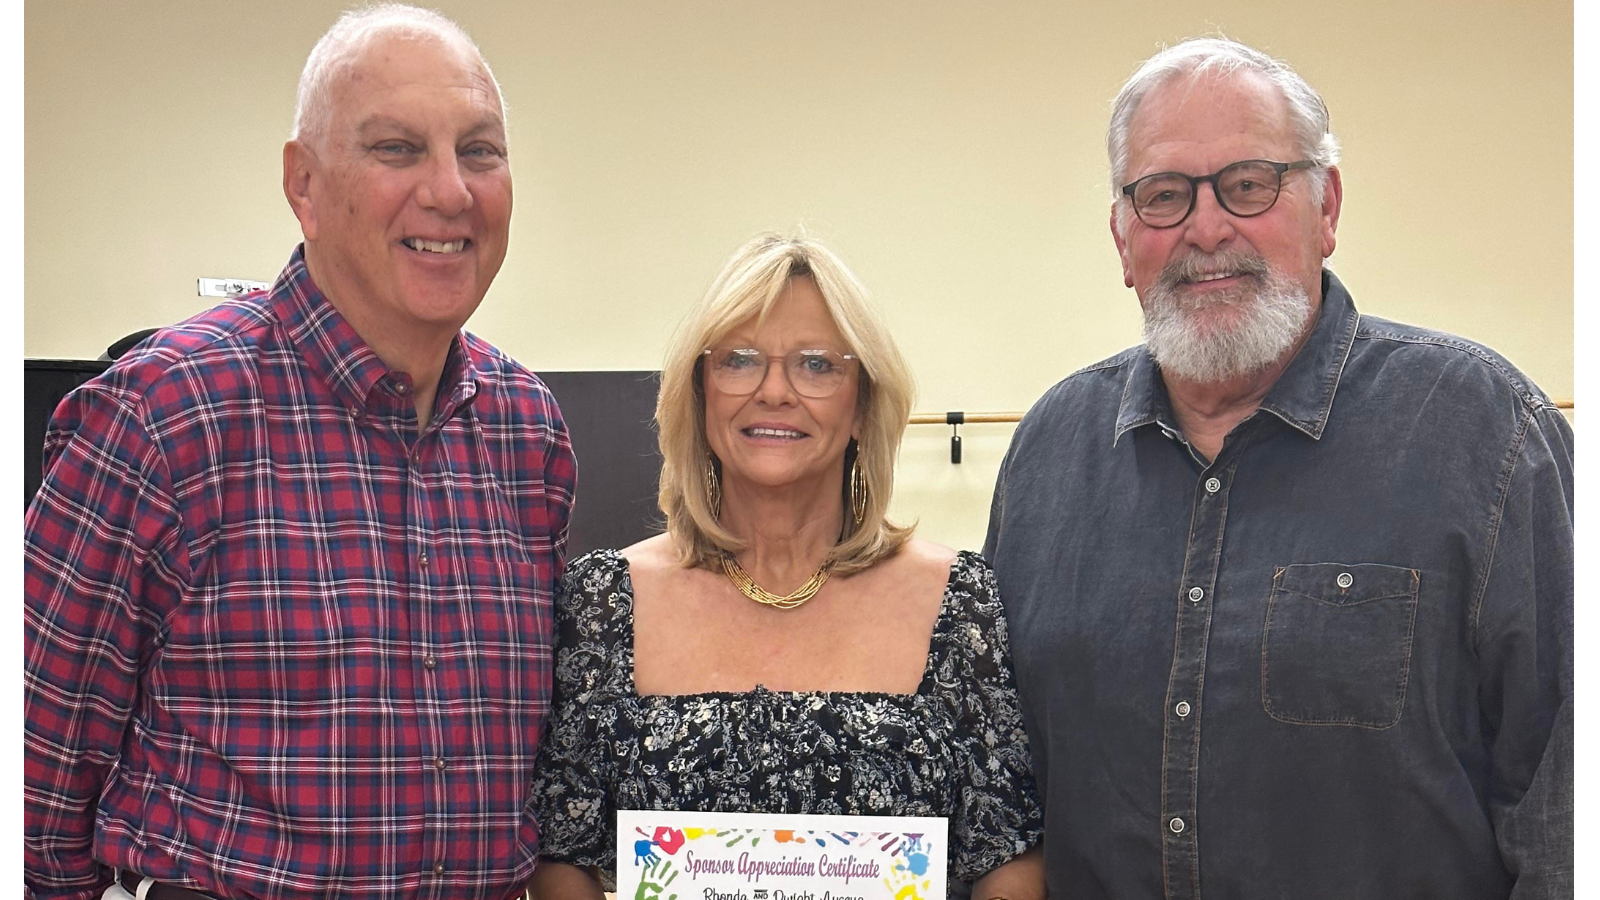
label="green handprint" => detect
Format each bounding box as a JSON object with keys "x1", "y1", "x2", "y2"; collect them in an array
[{"x1": 633, "y1": 855, "x2": 680, "y2": 900}]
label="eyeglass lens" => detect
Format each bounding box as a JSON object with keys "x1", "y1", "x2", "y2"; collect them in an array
[
  {"x1": 705, "y1": 348, "x2": 854, "y2": 398},
  {"x1": 1131, "y1": 160, "x2": 1288, "y2": 227}
]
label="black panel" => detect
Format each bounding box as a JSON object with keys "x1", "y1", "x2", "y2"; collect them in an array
[
  {"x1": 23, "y1": 361, "x2": 666, "y2": 557},
  {"x1": 536, "y1": 370, "x2": 664, "y2": 556},
  {"x1": 23, "y1": 359, "x2": 111, "y2": 510}
]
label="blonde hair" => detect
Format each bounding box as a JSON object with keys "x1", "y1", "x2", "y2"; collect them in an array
[{"x1": 656, "y1": 233, "x2": 915, "y2": 576}]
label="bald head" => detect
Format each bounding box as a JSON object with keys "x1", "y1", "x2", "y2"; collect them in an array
[
  {"x1": 292, "y1": 4, "x2": 505, "y2": 154},
  {"x1": 279, "y1": 3, "x2": 514, "y2": 382}
]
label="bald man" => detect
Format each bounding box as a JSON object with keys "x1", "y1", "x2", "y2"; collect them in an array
[{"x1": 23, "y1": 6, "x2": 575, "y2": 898}]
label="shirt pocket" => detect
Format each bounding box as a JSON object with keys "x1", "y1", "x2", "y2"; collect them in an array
[{"x1": 1260, "y1": 562, "x2": 1420, "y2": 729}]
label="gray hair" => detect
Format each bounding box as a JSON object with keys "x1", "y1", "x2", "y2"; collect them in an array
[
  {"x1": 291, "y1": 3, "x2": 506, "y2": 150},
  {"x1": 1107, "y1": 37, "x2": 1340, "y2": 211}
]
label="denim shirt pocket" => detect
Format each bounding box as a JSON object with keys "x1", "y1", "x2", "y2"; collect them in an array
[{"x1": 1261, "y1": 562, "x2": 1421, "y2": 729}]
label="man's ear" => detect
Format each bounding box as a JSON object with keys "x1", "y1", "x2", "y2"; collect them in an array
[
  {"x1": 283, "y1": 140, "x2": 319, "y2": 241},
  {"x1": 1319, "y1": 165, "x2": 1343, "y2": 258},
  {"x1": 1110, "y1": 205, "x2": 1134, "y2": 288}
]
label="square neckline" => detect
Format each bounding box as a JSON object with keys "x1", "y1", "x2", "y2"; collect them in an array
[{"x1": 607, "y1": 549, "x2": 972, "y2": 701}]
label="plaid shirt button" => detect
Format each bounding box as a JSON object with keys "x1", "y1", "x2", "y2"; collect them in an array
[{"x1": 21, "y1": 246, "x2": 576, "y2": 899}]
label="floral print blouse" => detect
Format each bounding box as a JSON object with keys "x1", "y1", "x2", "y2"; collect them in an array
[{"x1": 527, "y1": 548, "x2": 1043, "y2": 891}]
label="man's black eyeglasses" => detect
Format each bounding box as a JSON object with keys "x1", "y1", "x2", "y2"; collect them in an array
[{"x1": 1120, "y1": 159, "x2": 1319, "y2": 228}]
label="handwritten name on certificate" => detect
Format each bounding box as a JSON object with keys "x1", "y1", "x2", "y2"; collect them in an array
[{"x1": 615, "y1": 809, "x2": 948, "y2": 900}]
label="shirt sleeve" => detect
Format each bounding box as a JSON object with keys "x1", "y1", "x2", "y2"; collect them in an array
[
  {"x1": 1473, "y1": 405, "x2": 1573, "y2": 899},
  {"x1": 24, "y1": 385, "x2": 188, "y2": 900},
  {"x1": 944, "y1": 553, "x2": 1045, "y2": 885},
  {"x1": 538, "y1": 393, "x2": 576, "y2": 574},
  {"x1": 528, "y1": 552, "x2": 620, "y2": 876},
  {"x1": 981, "y1": 448, "x2": 1009, "y2": 563}
]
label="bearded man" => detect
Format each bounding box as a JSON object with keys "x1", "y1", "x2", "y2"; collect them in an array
[{"x1": 984, "y1": 37, "x2": 1571, "y2": 899}]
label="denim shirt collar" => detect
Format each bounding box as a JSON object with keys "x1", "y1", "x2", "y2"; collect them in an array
[
  {"x1": 1256, "y1": 270, "x2": 1360, "y2": 439},
  {"x1": 1114, "y1": 269, "x2": 1360, "y2": 445}
]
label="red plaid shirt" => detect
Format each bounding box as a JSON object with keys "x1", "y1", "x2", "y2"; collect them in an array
[{"x1": 24, "y1": 246, "x2": 577, "y2": 900}]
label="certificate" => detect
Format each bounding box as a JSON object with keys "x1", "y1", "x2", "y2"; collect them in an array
[{"x1": 615, "y1": 809, "x2": 948, "y2": 900}]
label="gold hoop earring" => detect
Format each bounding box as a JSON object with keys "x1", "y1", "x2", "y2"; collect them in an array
[
  {"x1": 849, "y1": 449, "x2": 868, "y2": 528},
  {"x1": 704, "y1": 454, "x2": 722, "y2": 519}
]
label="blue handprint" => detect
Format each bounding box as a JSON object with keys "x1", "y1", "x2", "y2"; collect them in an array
[
  {"x1": 895, "y1": 834, "x2": 930, "y2": 877},
  {"x1": 634, "y1": 838, "x2": 660, "y2": 866}
]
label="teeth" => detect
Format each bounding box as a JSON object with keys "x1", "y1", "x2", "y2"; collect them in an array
[
  {"x1": 404, "y1": 238, "x2": 467, "y2": 253},
  {"x1": 1192, "y1": 271, "x2": 1237, "y2": 282},
  {"x1": 746, "y1": 427, "x2": 805, "y2": 438}
]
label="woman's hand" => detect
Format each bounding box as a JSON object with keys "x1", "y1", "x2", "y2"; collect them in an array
[
  {"x1": 526, "y1": 859, "x2": 606, "y2": 900},
  {"x1": 971, "y1": 844, "x2": 1046, "y2": 900}
]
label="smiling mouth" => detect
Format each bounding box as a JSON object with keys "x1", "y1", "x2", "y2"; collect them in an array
[
  {"x1": 1184, "y1": 270, "x2": 1247, "y2": 284},
  {"x1": 742, "y1": 427, "x2": 808, "y2": 440},
  {"x1": 402, "y1": 237, "x2": 469, "y2": 254}
]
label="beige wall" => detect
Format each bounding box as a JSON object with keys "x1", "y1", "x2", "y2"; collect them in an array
[{"x1": 25, "y1": 0, "x2": 1573, "y2": 551}]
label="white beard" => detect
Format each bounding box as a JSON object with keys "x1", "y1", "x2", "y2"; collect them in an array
[{"x1": 1141, "y1": 251, "x2": 1314, "y2": 384}]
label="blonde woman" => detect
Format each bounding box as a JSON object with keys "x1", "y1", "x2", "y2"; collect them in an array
[{"x1": 527, "y1": 234, "x2": 1044, "y2": 900}]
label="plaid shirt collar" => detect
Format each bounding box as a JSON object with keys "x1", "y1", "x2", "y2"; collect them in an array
[{"x1": 270, "y1": 244, "x2": 482, "y2": 423}]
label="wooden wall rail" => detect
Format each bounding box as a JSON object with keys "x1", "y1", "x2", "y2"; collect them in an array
[{"x1": 908, "y1": 412, "x2": 1024, "y2": 425}]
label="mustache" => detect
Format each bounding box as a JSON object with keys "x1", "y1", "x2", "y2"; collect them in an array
[{"x1": 1158, "y1": 250, "x2": 1272, "y2": 291}]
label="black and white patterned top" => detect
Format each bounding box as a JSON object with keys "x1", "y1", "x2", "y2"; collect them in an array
[{"x1": 528, "y1": 548, "x2": 1043, "y2": 891}]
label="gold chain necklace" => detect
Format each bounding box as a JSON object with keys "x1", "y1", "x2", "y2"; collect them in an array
[{"x1": 720, "y1": 553, "x2": 832, "y2": 610}]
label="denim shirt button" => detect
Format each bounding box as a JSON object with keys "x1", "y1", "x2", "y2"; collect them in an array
[
  {"x1": 1205, "y1": 477, "x2": 1221, "y2": 493},
  {"x1": 1336, "y1": 572, "x2": 1354, "y2": 589},
  {"x1": 1169, "y1": 817, "x2": 1186, "y2": 834},
  {"x1": 1175, "y1": 701, "x2": 1191, "y2": 717},
  {"x1": 1188, "y1": 586, "x2": 1205, "y2": 602}
]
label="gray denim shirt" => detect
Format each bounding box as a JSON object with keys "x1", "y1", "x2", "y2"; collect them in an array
[{"x1": 984, "y1": 271, "x2": 1572, "y2": 899}]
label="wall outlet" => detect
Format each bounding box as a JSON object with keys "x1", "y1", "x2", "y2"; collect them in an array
[{"x1": 198, "y1": 277, "x2": 270, "y2": 298}]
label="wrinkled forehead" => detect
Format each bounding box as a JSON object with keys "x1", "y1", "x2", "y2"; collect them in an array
[
  {"x1": 332, "y1": 31, "x2": 504, "y2": 130},
  {"x1": 1126, "y1": 69, "x2": 1291, "y2": 167}
]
